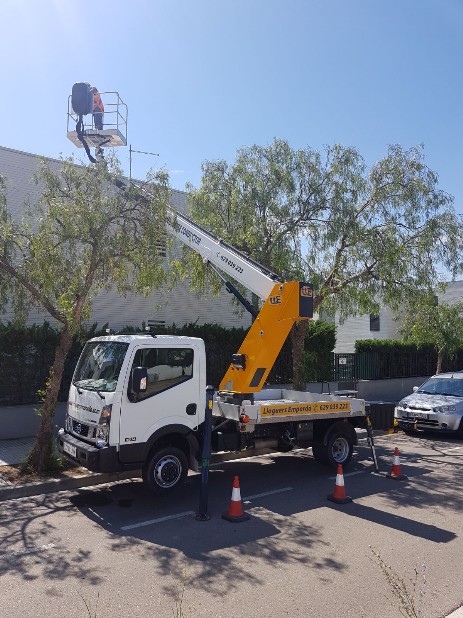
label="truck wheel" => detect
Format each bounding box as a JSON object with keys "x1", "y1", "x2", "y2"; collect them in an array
[
  {"x1": 143, "y1": 447, "x2": 188, "y2": 495},
  {"x1": 312, "y1": 431, "x2": 353, "y2": 468}
]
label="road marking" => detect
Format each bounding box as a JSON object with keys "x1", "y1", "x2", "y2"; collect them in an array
[
  {"x1": 121, "y1": 510, "x2": 195, "y2": 531},
  {"x1": 243, "y1": 487, "x2": 293, "y2": 501},
  {"x1": 87, "y1": 507, "x2": 106, "y2": 522}
]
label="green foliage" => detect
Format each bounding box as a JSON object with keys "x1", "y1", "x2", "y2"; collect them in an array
[
  {"x1": 403, "y1": 301, "x2": 463, "y2": 354},
  {"x1": 355, "y1": 339, "x2": 434, "y2": 354},
  {"x1": 0, "y1": 154, "x2": 170, "y2": 330},
  {"x1": 183, "y1": 139, "x2": 462, "y2": 321},
  {"x1": 0, "y1": 321, "x2": 109, "y2": 405},
  {"x1": 401, "y1": 300, "x2": 463, "y2": 373},
  {"x1": 302, "y1": 320, "x2": 336, "y2": 382}
]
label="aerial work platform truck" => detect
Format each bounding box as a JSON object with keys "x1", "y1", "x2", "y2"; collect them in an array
[{"x1": 58, "y1": 84, "x2": 368, "y2": 495}]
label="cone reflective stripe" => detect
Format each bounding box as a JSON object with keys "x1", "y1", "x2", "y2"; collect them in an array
[
  {"x1": 222, "y1": 475, "x2": 250, "y2": 523},
  {"x1": 231, "y1": 483, "x2": 241, "y2": 502},
  {"x1": 327, "y1": 464, "x2": 352, "y2": 504},
  {"x1": 386, "y1": 447, "x2": 407, "y2": 480}
]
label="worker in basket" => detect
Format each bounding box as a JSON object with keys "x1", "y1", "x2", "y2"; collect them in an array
[{"x1": 91, "y1": 86, "x2": 104, "y2": 130}]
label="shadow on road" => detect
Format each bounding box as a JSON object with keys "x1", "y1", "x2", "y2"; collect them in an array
[{"x1": 0, "y1": 431, "x2": 460, "y2": 591}]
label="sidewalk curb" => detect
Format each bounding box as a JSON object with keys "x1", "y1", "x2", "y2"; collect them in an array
[{"x1": 0, "y1": 470, "x2": 141, "y2": 502}]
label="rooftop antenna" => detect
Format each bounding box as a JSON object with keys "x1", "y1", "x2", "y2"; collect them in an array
[{"x1": 129, "y1": 146, "x2": 159, "y2": 182}]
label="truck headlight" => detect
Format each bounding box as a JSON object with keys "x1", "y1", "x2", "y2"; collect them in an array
[
  {"x1": 95, "y1": 405, "x2": 112, "y2": 447},
  {"x1": 99, "y1": 404, "x2": 112, "y2": 425}
]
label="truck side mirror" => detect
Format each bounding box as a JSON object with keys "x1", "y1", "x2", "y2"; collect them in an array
[{"x1": 130, "y1": 366, "x2": 148, "y2": 401}]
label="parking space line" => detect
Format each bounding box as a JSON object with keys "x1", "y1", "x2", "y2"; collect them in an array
[
  {"x1": 243, "y1": 487, "x2": 293, "y2": 501},
  {"x1": 121, "y1": 510, "x2": 195, "y2": 531}
]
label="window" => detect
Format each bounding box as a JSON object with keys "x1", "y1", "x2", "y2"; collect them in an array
[
  {"x1": 129, "y1": 347, "x2": 193, "y2": 401},
  {"x1": 73, "y1": 341, "x2": 129, "y2": 393},
  {"x1": 369, "y1": 314, "x2": 380, "y2": 332}
]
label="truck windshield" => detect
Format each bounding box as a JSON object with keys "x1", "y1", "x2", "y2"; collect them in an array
[{"x1": 73, "y1": 341, "x2": 129, "y2": 392}]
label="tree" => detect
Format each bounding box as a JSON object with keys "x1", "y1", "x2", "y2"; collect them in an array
[
  {"x1": 0, "y1": 154, "x2": 170, "y2": 472},
  {"x1": 184, "y1": 139, "x2": 462, "y2": 389},
  {"x1": 402, "y1": 299, "x2": 463, "y2": 374}
]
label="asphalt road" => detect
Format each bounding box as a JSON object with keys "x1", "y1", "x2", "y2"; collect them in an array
[{"x1": 0, "y1": 432, "x2": 462, "y2": 618}]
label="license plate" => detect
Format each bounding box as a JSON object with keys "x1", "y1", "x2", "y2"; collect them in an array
[
  {"x1": 414, "y1": 413, "x2": 428, "y2": 420},
  {"x1": 63, "y1": 442, "x2": 77, "y2": 458}
]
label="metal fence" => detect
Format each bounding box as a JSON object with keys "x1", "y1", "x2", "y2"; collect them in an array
[{"x1": 332, "y1": 350, "x2": 463, "y2": 381}]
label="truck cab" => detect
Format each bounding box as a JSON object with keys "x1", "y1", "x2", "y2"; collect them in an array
[{"x1": 58, "y1": 334, "x2": 206, "y2": 490}]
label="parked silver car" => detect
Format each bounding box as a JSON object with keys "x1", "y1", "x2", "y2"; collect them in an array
[{"x1": 394, "y1": 371, "x2": 463, "y2": 435}]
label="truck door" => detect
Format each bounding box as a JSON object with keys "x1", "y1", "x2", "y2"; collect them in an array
[{"x1": 119, "y1": 344, "x2": 200, "y2": 462}]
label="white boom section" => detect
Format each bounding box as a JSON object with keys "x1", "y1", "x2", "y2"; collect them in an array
[
  {"x1": 167, "y1": 207, "x2": 281, "y2": 300},
  {"x1": 120, "y1": 178, "x2": 281, "y2": 300}
]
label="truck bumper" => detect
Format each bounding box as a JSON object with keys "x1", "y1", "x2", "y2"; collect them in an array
[{"x1": 57, "y1": 431, "x2": 123, "y2": 473}]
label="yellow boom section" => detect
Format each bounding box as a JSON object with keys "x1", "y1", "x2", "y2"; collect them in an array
[{"x1": 219, "y1": 281, "x2": 313, "y2": 394}]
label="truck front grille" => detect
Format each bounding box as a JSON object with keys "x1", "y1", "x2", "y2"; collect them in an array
[{"x1": 72, "y1": 420, "x2": 91, "y2": 438}]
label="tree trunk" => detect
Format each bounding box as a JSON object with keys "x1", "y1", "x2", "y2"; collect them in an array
[
  {"x1": 26, "y1": 326, "x2": 74, "y2": 473},
  {"x1": 436, "y1": 348, "x2": 444, "y2": 374},
  {"x1": 291, "y1": 321, "x2": 308, "y2": 391}
]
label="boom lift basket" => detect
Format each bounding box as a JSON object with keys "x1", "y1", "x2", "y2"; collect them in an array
[{"x1": 67, "y1": 90, "x2": 128, "y2": 148}]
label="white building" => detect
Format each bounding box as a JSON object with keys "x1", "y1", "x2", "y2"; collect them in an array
[
  {"x1": 0, "y1": 145, "x2": 252, "y2": 331},
  {"x1": 332, "y1": 280, "x2": 463, "y2": 353}
]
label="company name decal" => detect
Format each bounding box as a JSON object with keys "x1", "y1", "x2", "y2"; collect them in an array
[
  {"x1": 260, "y1": 401, "x2": 351, "y2": 417},
  {"x1": 174, "y1": 222, "x2": 201, "y2": 245},
  {"x1": 69, "y1": 401, "x2": 100, "y2": 415}
]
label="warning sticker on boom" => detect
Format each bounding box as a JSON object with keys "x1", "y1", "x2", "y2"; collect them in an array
[{"x1": 260, "y1": 401, "x2": 351, "y2": 417}]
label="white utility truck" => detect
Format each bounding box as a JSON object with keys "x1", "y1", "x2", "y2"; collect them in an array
[{"x1": 57, "y1": 191, "x2": 368, "y2": 494}]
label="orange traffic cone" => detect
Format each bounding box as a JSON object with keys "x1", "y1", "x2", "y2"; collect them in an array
[
  {"x1": 222, "y1": 475, "x2": 250, "y2": 522},
  {"x1": 327, "y1": 464, "x2": 352, "y2": 504},
  {"x1": 386, "y1": 447, "x2": 407, "y2": 480}
]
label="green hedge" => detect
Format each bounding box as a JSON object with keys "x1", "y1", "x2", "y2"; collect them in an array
[
  {"x1": 355, "y1": 339, "x2": 434, "y2": 354},
  {"x1": 354, "y1": 338, "x2": 463, "y2": 378},
  {"x1": 0, "y1": 320, "x2": 336, "y2": 405},
  {"x1": 0, "y1": 322, "x2": 110, "y2": 406}
]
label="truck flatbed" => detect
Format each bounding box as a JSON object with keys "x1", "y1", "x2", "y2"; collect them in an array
[{"x1": 214, "y1": 388, "x2": 366, "y2": 425}]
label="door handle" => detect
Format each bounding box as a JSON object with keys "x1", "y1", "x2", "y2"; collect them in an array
[{"x1": 186, "y1": 403, "x2": 197, "y2": 415}]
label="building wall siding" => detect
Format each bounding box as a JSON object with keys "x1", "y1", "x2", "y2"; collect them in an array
[
  {"x1": 0, "y1": 146, "x2": 251, "y2": 331},
  {"x1": 334, "y1": 281, "x2": 463, "y2": 353}
]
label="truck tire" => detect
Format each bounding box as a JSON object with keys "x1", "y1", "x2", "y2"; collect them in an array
[
  {"x1": 312, "y1": 431, "x2": 354, "y2": 468},
  {"x1": 142, "y1": 446, "x2": 188, "y2": 495}
]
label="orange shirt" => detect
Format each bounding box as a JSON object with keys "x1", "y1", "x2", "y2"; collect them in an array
[{"x1": 93, "y1": 90, "x2": 104, "y2": 113}]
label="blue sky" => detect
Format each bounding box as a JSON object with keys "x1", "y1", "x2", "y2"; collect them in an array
[{"x1": 1, "y1": 0, "x2": 462, "y2": 214}]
